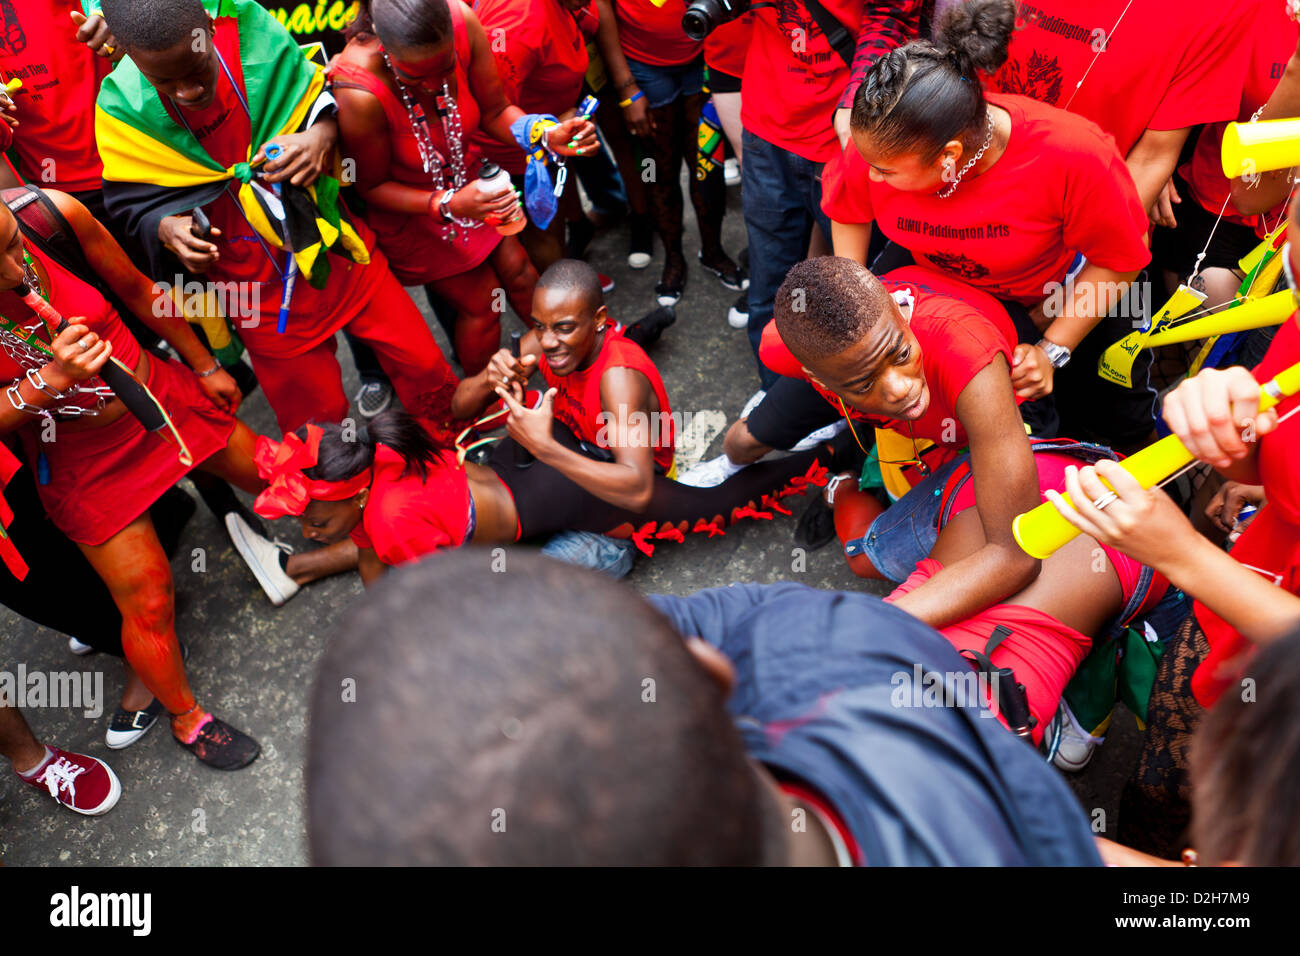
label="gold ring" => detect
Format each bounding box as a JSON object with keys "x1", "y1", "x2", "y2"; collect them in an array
[{"x1": 103, "y1": 44, "x2": 115, "y2": 55}]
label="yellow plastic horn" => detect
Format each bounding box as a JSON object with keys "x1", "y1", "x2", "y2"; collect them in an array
[
  {"x1": 1013, "y1": 357, "x2": 1300, "y2": 559},
  {"x1": 1222, "y1": 118, "x2": 1300, "y2": 179},
  {"x1": 3, "y1": 78, "x2": 21, "y2": 94},
  {"x1": 1142, "y1": 289, "x2": 1293, "y2": 349},
  {"x1": 1098, "y1": 284, "x2": 1206, "y2": 388}
]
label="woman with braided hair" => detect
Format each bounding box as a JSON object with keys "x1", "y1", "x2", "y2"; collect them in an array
[{"x1": 821, "y1": 0, "x2": 1153, "y2": 451}]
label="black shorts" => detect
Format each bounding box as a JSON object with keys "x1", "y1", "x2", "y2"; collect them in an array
[
  {"x1": 744, "y1": 375, "x2": 842, "y2": 450},
  {"x1": 1151, "y1": 172, "x2": 1260, "y2": 277}
]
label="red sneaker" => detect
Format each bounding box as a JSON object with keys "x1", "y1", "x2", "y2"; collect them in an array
[{"x1": 19, "y1": 747, "x2": 122, "y2": 816}]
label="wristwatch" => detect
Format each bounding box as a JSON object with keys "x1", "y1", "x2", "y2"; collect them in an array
[{"x1": 1037, "y1": 338, "x2": 1072, "y2": 369}]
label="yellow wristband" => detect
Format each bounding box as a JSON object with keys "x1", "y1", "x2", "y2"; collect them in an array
[{"x1": 619, "y1": 91, "x2": 644, "y2": 108}]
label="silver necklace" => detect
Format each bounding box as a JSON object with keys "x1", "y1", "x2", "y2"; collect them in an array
[
  {"x1": 936, "y1": 111, "x2": 996, "y2": 199},
  {"x1": 382, "y1": 52, "x2": 479, "y2": 242}
]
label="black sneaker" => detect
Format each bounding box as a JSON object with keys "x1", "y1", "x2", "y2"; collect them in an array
[
  {"x1": 794, "y1": 495, "x2": 838, "y2": 551},
  {"x1": 623, "y1": 306, "x2": 677, "y2": 350},
  {"x1": 355, "y1": 381, "x2": 394, "y2": 419},
  {"x1": 698, "y1": 251, "x2": 749, "y2": 291},
  {"x1": 177, "y1": 716, "x2": 261, "y2": 770},
  {"x1": 106, "y1": 698, "x2": 165, "y2": 750}
]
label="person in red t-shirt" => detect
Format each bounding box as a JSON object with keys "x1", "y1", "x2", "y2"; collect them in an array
[
  {"x1": 1151, "y1": 1, "x2": 1298, "y2": 316},
  {"x1": 988, "y1": 0, "x2": 1253, "y2": 229},
  {"x1": 824, "y1": 0, "x2": 1152, "y2": 450},
  {"x1": 759, "y1": 257, "x2": 1041, "y2": 629},
  {"x1": 330, "y1": 0, "x2": 596, "y2": 376},
  {"x1": 702, "y1": 13, "x2": 752, "y2": 168},
  {"x1": 1048, "y1": 200, "x2": 1300, "y2": 857},
  {"x1": 594, "y1": 0, "x2": 741, "y2": 306},
  {"x1": 738, "y1": 0, "x2": 919, "y2": 383},
  {"x1": 470, "y1": 0, "x2": 599, "y2": 273}
]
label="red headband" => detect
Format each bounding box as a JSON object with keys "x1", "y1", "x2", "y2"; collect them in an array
[{"x1": 252, "y1": 425, "x2": 372, "y2": 520}]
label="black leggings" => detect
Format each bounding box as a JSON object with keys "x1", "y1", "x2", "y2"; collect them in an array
[{"x1": 488, "y1": 425, "x2": 831, "y2": 543}]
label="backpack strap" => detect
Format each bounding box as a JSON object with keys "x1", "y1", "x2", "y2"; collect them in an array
[{"x1": 959, "y1": 624, "x2": 1037, "y2": 743}]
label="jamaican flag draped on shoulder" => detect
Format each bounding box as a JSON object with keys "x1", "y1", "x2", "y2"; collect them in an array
[{"x1": 93, "y1": 0, "x2": 368, "y2": 288}]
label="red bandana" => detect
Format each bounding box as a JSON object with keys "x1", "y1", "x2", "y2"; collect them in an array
[{"x1": 253, "y1": 426, "x2": 372, "y2": 519}]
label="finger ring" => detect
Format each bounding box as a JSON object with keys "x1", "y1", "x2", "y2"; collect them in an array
[
  {"x1": 1091, "y1": 491, "x2": 1119, "y2": 510},
  {"x1": 103, "y1": 44, "x2": 115, "y2": 55},
  {"x1": 79, "y1": 338, "x2": 92, "y2": 352}
]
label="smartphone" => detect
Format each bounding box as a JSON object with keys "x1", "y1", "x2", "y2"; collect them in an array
[{"x1": 190, "y1": 206, "x2": 212, "y2": 241}]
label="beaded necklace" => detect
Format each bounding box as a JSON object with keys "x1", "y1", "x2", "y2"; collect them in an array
[{"x1": 382, "y1": 51, "x2": 479, "y2": 243}]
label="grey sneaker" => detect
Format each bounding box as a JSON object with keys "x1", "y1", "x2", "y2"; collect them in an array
[
  {"x1": 355, "y1": 381, "x2": 393, "y2": 419},
  {"x1": 1045, "y1": 699, "x2": 1103, "y2": 772},
  {"x1": 224, "y1": 512, "x2": 300, "y2": 607}
]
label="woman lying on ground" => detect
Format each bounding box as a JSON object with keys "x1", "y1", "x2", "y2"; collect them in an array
[{"x1": 251, "y1": 410, "x2": 839, "y2": 585}]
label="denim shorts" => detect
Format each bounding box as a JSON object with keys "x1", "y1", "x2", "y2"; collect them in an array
[
  {"x1": 844, "y1": 455, "x2": 967, "y2": 583},
  {"x1": 626, "y1": 56, "x2": 706, "y2": 109}
]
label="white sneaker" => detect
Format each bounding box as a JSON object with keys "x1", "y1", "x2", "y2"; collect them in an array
[
  {"x1": 726, "y1": 292, "x2": 749, "y2": 329},
  {"x1": 68, "y1": 637, "x2": 95, "y2": 656},
  {"x1": 1045, "y1": 699, "x2": 1103, "y2": 772},
  {"x1": 225, "y1": 512, "x2": 300, "y2": 607},
  {"x1": 677, "y1": 453, "x2": 746, "y2": 488},
  {"x1": 791, "y1": 419, "x2": 846, "y2": 451},
  {"x1": 724, "y1": 157, "x2": 741, "y2": 187},
  {"x1": 740, "y1": 388, "x2": 767, "y2": 420}
]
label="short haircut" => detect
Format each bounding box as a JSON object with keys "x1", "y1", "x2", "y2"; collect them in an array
[
  {"x1": 774, "y1": 256, "x2": 896, "y2": 364},
  {"x1": 369, "y1": 0, "x2": 453, "y2": 50},
  {"x1": 100, "y1": 0, "x2": 210, "y2": 53},
  {"x1": 535, "y1": 258, "x2": 604, "y2": 313},
  {"x1": 1191, "y1": 626, "x2": 1300, "y2": 866},
  {"x1": 307, "y1": 550, "x2": 774, "y2": 865}
]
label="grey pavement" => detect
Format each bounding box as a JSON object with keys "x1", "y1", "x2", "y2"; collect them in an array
[{"x1": 0, "y1": 176, "x2": 1137, "y2": 865}]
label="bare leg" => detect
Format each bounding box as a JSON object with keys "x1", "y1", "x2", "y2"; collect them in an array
[
  {"x1": 0, "y1": 703, "x2": 47, "y2": 773},
  {"x1": 722, "y1": 417, "x2": 774, "y2": 466}
]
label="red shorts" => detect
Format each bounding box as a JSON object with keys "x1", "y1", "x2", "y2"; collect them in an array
[{"x1": 21, "y1": 355, "x2": 235, "y2": 546}]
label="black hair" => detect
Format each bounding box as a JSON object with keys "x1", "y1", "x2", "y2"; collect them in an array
[
  {"x1": 1190, "y1": 626, "x2": 1300, "y2": 866},
  {"x1": 300, "y1": 410, "x2": 443, "y2": 485},
  {"x1": 774, "y1": 256, "x2": 895, "y2": 363},
  {"x1": 368, "y1": 0, "x2": 453, "y2": 50},
  {"x1": 535, "y1": 258, "x2": 604, "y2": 311},
  {"x1": 100, "y1": 0, "x2": 210, "y2": 53},
  {"x1": 307, "y1": 550, "x2": 780, "y2": 865},
  {"x1": 850, "y1": 0, "x2": 1015, "y2": 161}
]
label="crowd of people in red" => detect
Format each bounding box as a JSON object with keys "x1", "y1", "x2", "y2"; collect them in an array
[{"x1": 0, "y1": 0, "x2": 1297, "y2": 869}]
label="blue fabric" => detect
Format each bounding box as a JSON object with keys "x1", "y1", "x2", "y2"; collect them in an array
[
  {"x1": 540, "y1": 530, "x2": 635, "y2": 579},
  {"x1": 649, "y1": 583, "x2": 1103, "y2": 866},
  {"x1": 741, "y1": 129, "x2": 832, "y2": 388},
  {"x1": 847, "y1": 455, "x2": 967, "y2": 582},
  {"x1": 625, "y1": 56, "x2": 705, "y2": 109},
  {"x1": 510, "y1": 114, "x2": 560, "y2": 229}
]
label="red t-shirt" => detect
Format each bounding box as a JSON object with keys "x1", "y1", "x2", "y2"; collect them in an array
[
  {"x1": 613, "y1": 0, "x2": 701, "y2": 67},
  {"x1": 741, "y1": 0, "x2": 920, "y2": 163},
  {"x1": 0, "y1": 2, "x2": 112, "y2": 192},
  {"x1": 472, "y1": 0, "x2": 596, "y2": 175},
  {"x1": 759, "y1": 266, "x2": 1018, "y2": 477},
  {"x1": 1181, "y1": 1, "x2": 1298, "y2": 236},
  {"x1": 349, "y1": 445, "x2": 474, "y2": 566},
  {"x1": 167, "y1": 16, "x2": 383, "y2": 359},
  {"x1": 990, "y1": 0, "x2": 1252, "y2": 157},
  {"x1": 539, "y1": 326, "x2": 676, "y2": 473},
  {"x1": 821, "y1": 93, "x2": 1150, "y2": 305},
  {"x1": 1192, "y1": 315, "x2": 1300, "y2": 708},
  {"x1": 703, "y1": 13, "x2": 753, "y2": 79}
]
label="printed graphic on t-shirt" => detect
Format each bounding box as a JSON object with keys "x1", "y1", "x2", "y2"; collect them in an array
[
  {"x1": 0, "y1": 0, "x2": 26, "y2": 57},
  {"x1": 922, "y1": 250, "x2": 990, "y2": 281},
  {"x1": 996, "y1": 4, "x2": 1108, "y2": 107},
  {"x1": 775, "y1": 0, "x2": 834, "y2": 71}
]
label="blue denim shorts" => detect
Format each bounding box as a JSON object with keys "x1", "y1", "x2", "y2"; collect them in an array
[
  {"x1": 626, "y1": 56, "x2": 706, "y2": 109},
  {"x1": 844, "y1": 455, "x2": 968, "y2": 583}
]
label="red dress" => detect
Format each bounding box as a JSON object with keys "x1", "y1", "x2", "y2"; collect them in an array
[
  {"x1": 330, "y1": 0, "x2": 499, "y2": 284},
  {"x1": 0, "y1": 249, "x2": 234, "y2": 545}
]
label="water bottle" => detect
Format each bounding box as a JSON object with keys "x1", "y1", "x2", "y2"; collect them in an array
[{"x1": 477, "y1": 159, "x2": 525, "y2": 236}]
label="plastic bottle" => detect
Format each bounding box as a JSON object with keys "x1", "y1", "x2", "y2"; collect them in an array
[{"x1": 477, "y1": 159, "x2": 525, "y2": 236}]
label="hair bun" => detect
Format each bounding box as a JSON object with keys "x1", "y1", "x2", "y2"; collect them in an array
[{"x1": 935, "y1": 0, "x2": 1016, "y2": 76}]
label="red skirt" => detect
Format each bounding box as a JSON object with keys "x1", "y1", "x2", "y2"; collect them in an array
[{"x1": 21, "y1": 355, "x2": 236, "y2": 546}]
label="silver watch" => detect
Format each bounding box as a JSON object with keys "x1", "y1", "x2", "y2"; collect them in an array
[{"x1": 1037, "y1": 338, "x2": 1071, "y2": 369}]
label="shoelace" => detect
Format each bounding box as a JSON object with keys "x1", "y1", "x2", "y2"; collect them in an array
[{"x1": 39, "y1": 758, "x2": 85, "y2": 801}]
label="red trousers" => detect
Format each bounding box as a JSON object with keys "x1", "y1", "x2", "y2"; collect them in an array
[{"x1": 247, "y1": 269, "x2": 459, "y2": 436}]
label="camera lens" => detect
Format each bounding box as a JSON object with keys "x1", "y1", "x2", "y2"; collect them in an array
[{"x1": 681, "y1": 6, "x2": 713, "y2": 40}]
